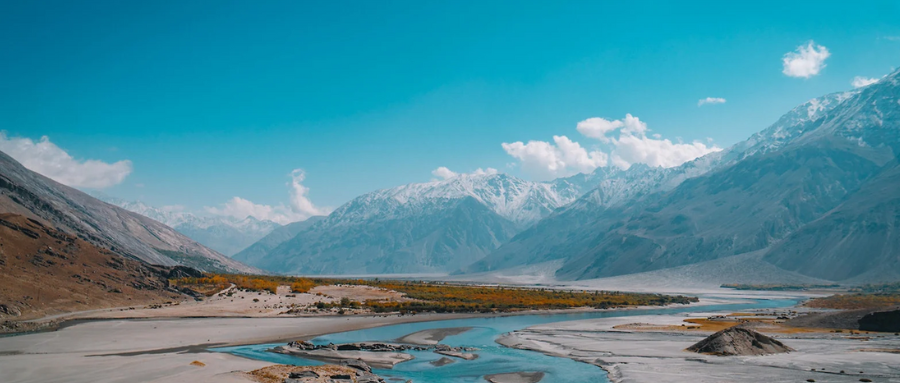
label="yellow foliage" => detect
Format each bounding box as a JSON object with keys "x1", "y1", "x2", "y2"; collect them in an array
[{"x1": 171, "y1": 274, "x2": 698, "y2": 313}]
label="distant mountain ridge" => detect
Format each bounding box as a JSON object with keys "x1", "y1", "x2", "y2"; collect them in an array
[
  {"x1": 232, "y1": 216, "x2": 324, "y2": 267},
  {"x1": 93, "y1": 194, "x2": 281, "y2": 256}
]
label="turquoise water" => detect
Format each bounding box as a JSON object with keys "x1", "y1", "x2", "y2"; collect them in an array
[{"x1": 214, "y1": 298, "x2": 797, "y2": 382}]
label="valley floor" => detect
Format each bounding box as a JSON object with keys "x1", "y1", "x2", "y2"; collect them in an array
[
  {"x1": 2, "y1": 284, "x2": 893, "y2": 383},
  {"x1": 0, "y1": 292, "x2": 731, "y2": 383}
]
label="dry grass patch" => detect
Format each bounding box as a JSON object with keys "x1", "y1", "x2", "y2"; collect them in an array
[
  {"x1": 805, "y1": 294, "x2": 900, "y2": 310},
  {"x1": 245, "y1": 364, "x2": 360, "y2": 383},
  {"x1": 310, "y1": 285, "x2": 408, "y2": 302}
]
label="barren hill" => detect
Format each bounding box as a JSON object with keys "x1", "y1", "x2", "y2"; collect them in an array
[
  {"x1": 0, "y1": 150, "x2": 255, "y2": 273},
  {"x1": 0, "y1": 213, "x2": 193, "y2": 327}
]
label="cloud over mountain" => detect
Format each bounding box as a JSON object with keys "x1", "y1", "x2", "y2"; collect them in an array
[
  {"x1": 503, "y1": 114, "x2": 720, "y2": 178},
  {"x1": 501, "y1": 136, "x2": 608, "y2": 180},
  {"x1": 851, "y1": 76, "x2": 879, "y2": 88},
  {"x1": 206, "y1": 168, "x2": 330, "y2": 224},
  {"x1": 0, "y1": 132, "x2": 132, "y2": 189},
  {"x1": 432, "y1": 167, "x2": 498, "y2": 180}
]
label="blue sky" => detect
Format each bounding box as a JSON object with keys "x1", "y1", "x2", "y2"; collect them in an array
[{"x1": 1, "y1": 1, "x2": 899, "y2": 222}]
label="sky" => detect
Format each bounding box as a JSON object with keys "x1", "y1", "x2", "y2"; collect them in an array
[{"x1": 1, "y1": 1, "x2": 899, "y2": 223}]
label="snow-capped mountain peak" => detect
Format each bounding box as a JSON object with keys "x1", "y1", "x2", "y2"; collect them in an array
[{"x1": 326, "y1": 172, "x2": 594, "y2": 228}]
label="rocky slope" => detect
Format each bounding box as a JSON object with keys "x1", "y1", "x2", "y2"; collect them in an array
[
  {"x1": 254, "y1": 196, "x2": 519, "y2": 274},
  {"x1": 762, "y1": 161, "x2": 900, "y2": 281},
  {"x1": 462, "y1": 157, "x2": 720, "y2": 274},
  {"x1": 0, "y1": 213, "x2": 193, "y2": 326},
  {"x1": 0, "y1": 150, "x2": 256, "y2": 273}
]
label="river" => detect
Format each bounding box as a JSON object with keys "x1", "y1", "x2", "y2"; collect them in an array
[{"x1": 214, "y1": 298, "x2": 798, "y2": 382}]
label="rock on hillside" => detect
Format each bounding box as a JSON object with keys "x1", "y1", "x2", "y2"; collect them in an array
[
  {"x1": 686, "y1": 326, "x2": 793, "y2": 356},
  {"x1": 858, "y1": 309, "x2": 900, "y2": 332}
]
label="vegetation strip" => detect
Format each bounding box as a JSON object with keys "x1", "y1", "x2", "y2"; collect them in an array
[{"x1": 172, "y1": 274, "x2": 698, "y2": 313}]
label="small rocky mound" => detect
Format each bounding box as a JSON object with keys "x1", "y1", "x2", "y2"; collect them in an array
[{"x1": 686, "y1": 326, "x2": 793, "y2": 356}]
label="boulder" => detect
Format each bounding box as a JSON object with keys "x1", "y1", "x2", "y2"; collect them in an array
[
  {"x1": 288, "y1": 370, "x2": 319, "y2": 379},
  {"x1": 430, "y1": 357, "x2": 455, "y2": 367},
  {"x1": 858, "y1": 309, "x2": 900, "y2": 332},
  {"x1": 0, "y1": 304, "x2": 20, "y2": 317},
  {"x1": 340, "y1": 359, "x2": 372, "y2": 373},
  {"x1": 336, "y1": 343, "x2": 362, "y2": 351},
  {"x1": 287, "y1": 340, "x2": 317, "y2": 350}
]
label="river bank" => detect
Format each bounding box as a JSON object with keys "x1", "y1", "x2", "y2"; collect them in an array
[{"x1": 216, "y1": 298, "x2": 801, "y2": 383}]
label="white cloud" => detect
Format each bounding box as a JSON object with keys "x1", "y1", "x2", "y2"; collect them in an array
[
  {"x1": 576, "y1": 118, "x2": 623, "y2": 142},
  {"x1": 697, "y1": 97, "x2": 727, "y2": 106},
  {"x1": 503, "y1": 115, "x2": 721, "y2": 177},
  {"x1": 782, "y1": 41, "x2": 830, "y2": 78},
  {"x1": 501, "y1": 136, "x2": 608, "y2": 180},
  {"x1": 610, "y1": 133, "x2": 720, "y2": 169},
  {"x1": 590, "y1": 115, "x2": 721, "y2": 169},
  {"x1": 287, "y1": 169, "x2": 330, "y2": 218},
  {"x1": 0, "y1": 132, "x2": 132, "y2": 189},
  {"x1": 431, "y1": 166, "x2": 498, "y2": 180},
  {"x1": 851, "y1": 76, "x2": 879, "y2": 88},
  {"x1": 431, "y1": 166, "x2": 458, "y2": 180},
  {"x1": 621, "y1": 114, "x2": 648, "y2": 135},
  {"x1": 206, "y1": 169, "x2": 330, "y2": 225},
  {"x1": 578, "y1": 114, "x2": 721, "y2": 170}
]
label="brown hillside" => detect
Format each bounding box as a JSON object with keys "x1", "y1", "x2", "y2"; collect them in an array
[{"x1": 0, "y1": 213, "x2": 186, "y2": 326}]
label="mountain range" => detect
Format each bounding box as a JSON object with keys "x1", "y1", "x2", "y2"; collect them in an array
[
  {"x1": 3, "y1": 69, "x2": 898, "y2": 285},
  {"x1": 92, "y1": 195, "x2": 282, "y2": 257},
  {"x1": 470, "y1": 69, "x2": 900, "y2": 283},
  {"x1": 233, "y1": 173, "x2": 600, "y2": 274},
  {"x1": 236, "y1": 68, "x2": 900, "y2": 283}
]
